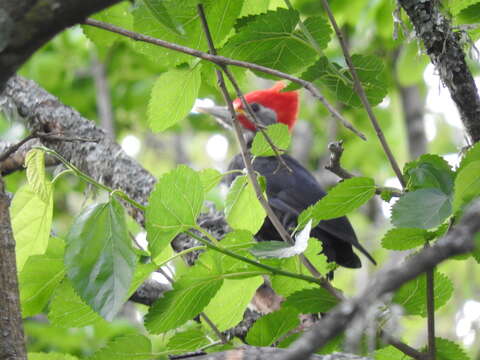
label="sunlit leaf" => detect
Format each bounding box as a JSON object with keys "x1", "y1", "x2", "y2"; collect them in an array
[
  {"x1": 453, "y1": 160, "x2": 480, "y2": 212},
  {"x1": 88, "y1": 334, "x2": 152, "y2": 360},
  {"x1": 167, "y1": 329, "x2": 210, "y2": 354},
  {"x1": 283, "y1": 288, "x2": 338, "y2": 313},
  {"x1": 198, "y1": 168, "x2": 223, "y2": 192},
  {"x1": 381, "y1": 228, "x2": 428, "y2": 250},
  {"x1": 225, "y1": 175, "x2": 266, "y2": 233},
  {"x1": 245, "y1": 307, "x2": 299, "y2": 346},
  {"x1": 25, "y1": 149, "x2": 49, "y2": 202},
  {"x1": 251, "y1": 123, "x2": 291, "y2": 157},
  {"x1": 148, "y1": 67, "x2": 201, "y2": 132},
  {"x1": 11, "y1": 183, "x2": 53, "y2": 271},
  {"x1": 146, "y1": 165, "x2": 204, "y2": 258}
]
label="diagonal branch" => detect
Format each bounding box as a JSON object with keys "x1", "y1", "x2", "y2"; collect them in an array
[{"x1": 276, "y1": 199, "x2": 480, "y2": 360}]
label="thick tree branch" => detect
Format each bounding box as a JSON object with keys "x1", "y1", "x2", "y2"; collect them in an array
[
  {"x1": 276, "y1": 199, "x2": 480, "y2": 360},
  {"x1": 0, "y1": 176, "x2": 27, "y2": 360},
  {"x1": 1, "y1": 75, "x2": 155, "y2": 225},
  {"x1": 0, "y1": 0, "x2": 121, "y2": 90},
  {"x1": 398, "y1": 0, "x2": 480, "y2": 143}
]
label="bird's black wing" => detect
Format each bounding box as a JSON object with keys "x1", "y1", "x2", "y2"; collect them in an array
[{"x1": 226, "y1": 153, "x2": 375, "y2": 268}]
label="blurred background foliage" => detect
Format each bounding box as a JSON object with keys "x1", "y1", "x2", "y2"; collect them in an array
[{"x1": 1, "y1": 0, "x2": 480, "y2": 358}]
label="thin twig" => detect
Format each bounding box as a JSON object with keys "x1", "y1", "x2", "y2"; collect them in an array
[
  {"x1": 425, "y1": 243, "x2": 436, "y2": 360},
  {"x1": 318, "y1": 0, "x2": 405, "y2": 187},
  {"x1": 325, "y1": 141, "x2": 403, "y2": 197},
  {"x1": 0, "y1": 133, "x2": 36, "y2": 163},
  {"x1": 83, "y1": 18, "x2": 366, "y2": 141}
]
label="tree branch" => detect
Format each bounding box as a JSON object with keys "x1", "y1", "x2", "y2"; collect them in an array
[
  {"x1": 0, "y1": 0, "x2": 122, "y2": 90},
  {"x1": 0, "y1": 176, "x2": 27, "y2": 360},
  {"x1": 318, "y1": 0, "x2": 405, "y2": 187},
  {"x1": 398, "y1": 0, "x2": 480, "y2": 143},
  {"x1": 82, "y1": 18, "x2": 366, "y2": 141},
  {"x1": 275, "y1": 199, "x2": 480, "y2": 360}
]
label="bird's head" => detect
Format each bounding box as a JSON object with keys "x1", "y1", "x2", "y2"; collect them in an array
[{"x1": 197, "y1": 82, "x2": 299, "y2": 132}]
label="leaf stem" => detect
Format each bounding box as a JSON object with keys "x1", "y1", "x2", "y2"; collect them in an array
[
  {"x1": 186, "y1": 230, "x2": 323, "y2": 286},
  {"x1": 156, "y1": 246, "x2": 206, "y2": 268},
  {"x1": 37, "y1": 147, "x2": 146, "y2": 211}
]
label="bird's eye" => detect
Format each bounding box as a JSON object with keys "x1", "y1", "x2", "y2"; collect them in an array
[{"x1": 250, "y1": 103, "x2": 260, "y2": 112}]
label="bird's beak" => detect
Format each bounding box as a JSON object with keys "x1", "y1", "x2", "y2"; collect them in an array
[{"x1": 195, "y1": 105, "x2": 241, "y2": 129}]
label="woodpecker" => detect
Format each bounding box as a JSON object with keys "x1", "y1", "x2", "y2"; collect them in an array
[{"x1": 198, "y1": 83, "x2": 375, "y2": 269}]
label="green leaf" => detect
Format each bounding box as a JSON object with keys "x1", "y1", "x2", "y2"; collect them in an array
[
  {"x1": 453, "y1": 160, "x2": 480, "y2": 212},
  {"x1": 374, "y1": 346, "x2": 407, "y2": 360},
  {"x1": 141, "y1": 0, "x2": 185, "y2": 35},
  {"x1": 303, "y1": 238, "x2": 330, "y2": 276},
  {"x1": 148, "y1": 67, "x2": 201, "y2": 132},
  {"x1": 283, "y1": 288, "x2": 339, "y2": 313},
  {"x1": 199, "y1": 168, "x2": 223, "y2": 192},
  {"x1": 25, "y1": 149, "x2": 49, "y2": 202},
  {"x1": 301, "y1": 16, "x2": 332, "y2": 50},
  {"x1": 11, "y1": 183, "x2": 53, "y2": 271},
  {"x1": 251, "y1": 123, "x2": 291, "y2": 157},
  {"x1": 167, "y1": 329, "x2": 210, "y2": 354},
  {"x1": 381, "y1": 228, "x2": 428, "y2": 250},
  {"x1": 203, "y1": 276, "x2": 263, "y2": 331},
  {"x1": 321, "y1": 54, "x2": 387, "y2": 107},
  {"x1": 450, "y1": 0, "x2": 479, "y2": 15},
  {"x1": 48, "y1": 280, "x2": 107, "y2": 328},
  {"x1": 133, "y1": 0, "x2": 242, "y2": 66},
  {"x1": 82, "y1": 2, "x2": 134, "y2": 48},
  {"x1": 391, "y1": 188, "x2": 452, "y2": 229},
  {"x1": 458, "y1": 141, "x2": 480, "y2": 172},
  {"x1": 271, "y1": 256, "x2": 315, "y2": 297},
  {"x1": 145, "y1": 266, "x2": 222, "y2": 333},
  {"x1": 393, "y1": 271, "x2": 454, "y2": 317},
  {"x1": 284, "y1": 57, "x2": 329, "y2": 91},
  {"x1": 435, "y1": 337, "x2": 470, "y2": 360},
  {"x1": 28, "y1": 353, "x2": 78, "y2": 360},
  {"x1": 245, "y1": 307, "x2": 299, "y2": 346},
  {"x1": 222, "y1": 9, "x2": 318, "y2": 77},
  {"x1": 88, "y1": 334, "x2": 152, "y2": 360},
  {"x1": 299, "y1": 177, "x2": 375, "y2": 227},
  {"x1": 19, "y1": 250, "x2": 65, "y2": 317},
  {"x1": 250, "y1": 220, "x2": 312, "y2": 258},
  {"x1": 404, "y1": 154, "x2": 455, "y2": 194},
  {"x1": 65, "y1": 198, "x2": 137, "y2": 321},
  {"x1": 225, "y1": 175, "x2": 266, "y2": 233},
  {"x1": 146, "y1": 165, "x2": 204, "y2": 258},
  {"x1": 240, "y1": 0, "x2": 269, "y2": 17}
]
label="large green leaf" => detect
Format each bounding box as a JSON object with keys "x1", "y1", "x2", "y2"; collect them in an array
[
  {"x1": 145, "y1": 267, "x2": 223, "y2": 333},
  {"x1": 251, "y1": 123, "x2": 291, "y2": 157},
  {"x1": 404, "y1": 154, "x2": 455, "y2": 194},
  {"x1": 393, "y1": 271, "x2": 453, "y2": 317},
  {"x1": 283, "y1": 288, "x2": 339, "y2": 314},
  {"x1": 19, "y1": 250, "x2": 65, "y2": 317},
  {"x1": 82, "y1": 2, "x2": 134, "y2": 48},
  {"x1": 271, "y1": 256, "x2": 316, "y2": 297},
  {"x1": 11, "y1": 183, "x2": 53, "y2": 271},
  {"x1": 203, "y1": 276, "x2": 263, "y2": 331},
  {"x1": 148, "y1": 66, "x2": 201, "y2": 132},
  {"x1": 453, "y1": 160, "x2": 480, "y2": 212},
  {"x1": 133, "y1": 0, "x2": 242, "y2": 66},
  {"x1": 299, "y1": 177, "x2": 375, "y2": 227},
  {"x1": 381, "y1": 228, "x2": 428, "y2": 251},
  {"x1": 145, "y1": 165, "x2": 204, "y2": 258},
  {"x1": 48, "y1": 280, "x2": 107, "y2": 328},
  {"x1": 28, "y1": 353, "x2": 78, "y2": 360},
  {"x1": 320, "y1": 54, "x2": 387, "y2": 107},
  {"x1": 222, "y1": 8, "x2": 319, "y2": 76},
  {"x1": 391, "y1": 188, "x2": 452, "y2": 229},
  {"x1": 141, "y1": 0, "x2": 184, "y2": 35},
  {"x1": 245, "y1": 307, "x2": 299, "y2": 346},
  {"x1": 449, "y1": 0, "x2": 479, "y2": 14},
  {"x1": 374, "y1": 346, "x2": 406, "y2": 360},
  {"x1": 198, "y1": 168, "x2": 223, "y2": 193},
  {"x1": 225, "y1": 175, "x2": 266, "y2": 233},
  {"x1": 65, "y1": 198, "x2": 137, "y2": 321},
  {"x1": 301, "y1": 16, "x2": 332, "y2": 50},
  {"x1": 458, "y1": 141, "x2": 480, "y2": 172},
  {"x1": 88, "y1": 334, "x2": 152, "y2": 360}
]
